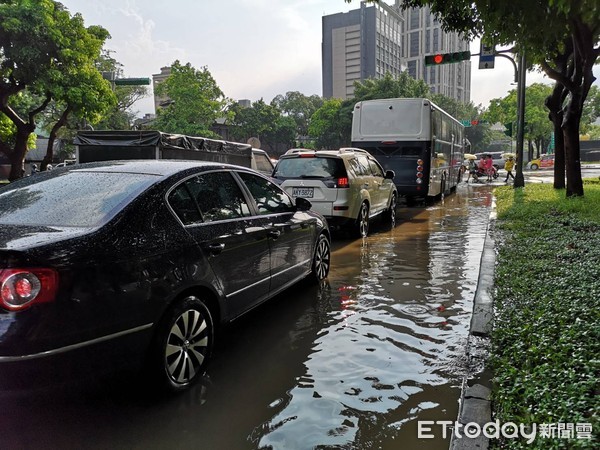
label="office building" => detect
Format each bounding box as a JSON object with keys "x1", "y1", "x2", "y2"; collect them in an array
[{"x1": 322, "y1": 0, "x2": 471, "y2": 103}]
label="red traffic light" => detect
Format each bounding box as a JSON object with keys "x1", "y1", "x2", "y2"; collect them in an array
[{"x1": 424, "y1": 51, "x2": 471, "y2": 66}]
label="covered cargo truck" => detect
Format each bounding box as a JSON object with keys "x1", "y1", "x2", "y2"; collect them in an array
[{"x1": 73, "y1": 130, "x2": 274, "y2": 175}]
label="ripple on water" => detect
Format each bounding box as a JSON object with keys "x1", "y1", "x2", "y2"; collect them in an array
[{"x1": 255, "y1": 190, "x2": 493, "y2": 449}]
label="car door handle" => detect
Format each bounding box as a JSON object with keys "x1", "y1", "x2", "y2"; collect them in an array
[
  {"x1": 201, "y1": 242, "x2": 225, "y2": 255},
  {"x1": 267, "y1": 229, "x2": 281, "y2": 239}
]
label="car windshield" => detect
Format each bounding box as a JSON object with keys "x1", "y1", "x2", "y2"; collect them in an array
[
  {"x1": 0, "y1": 171, "x2": 158, "y2": 227},
  {"x1": 273, "y1": 157, "x2": 345, "y2": 179}
]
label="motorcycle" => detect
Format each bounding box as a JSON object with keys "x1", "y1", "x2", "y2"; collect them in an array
[{"x1": 470, "y1": 165, "x2": 498, "y2": 182}]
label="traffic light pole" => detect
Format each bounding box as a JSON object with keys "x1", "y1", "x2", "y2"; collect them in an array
[{"x1": 514, "y1": 52, "x2": 527, "y2": 188}]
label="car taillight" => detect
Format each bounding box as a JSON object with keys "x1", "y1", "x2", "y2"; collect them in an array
[
  {"x1": 0, "y1": 268, "x2": 58, "y2": 311},
  {"x1": 337, "y1": 177, "x2": 349, "y2": 188}
]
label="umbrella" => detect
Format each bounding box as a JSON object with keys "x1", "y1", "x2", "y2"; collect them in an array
[
  {"x1": 464, "y1": 153, "x2": 477, "y2": 160},
  {"x1": 503, "y1": 152, "x2": 516, "y2": 159}
]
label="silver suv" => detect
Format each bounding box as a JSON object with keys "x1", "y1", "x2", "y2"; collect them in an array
[{"x1": 272, "y1": 148, "x2": 397, "y2": 237}]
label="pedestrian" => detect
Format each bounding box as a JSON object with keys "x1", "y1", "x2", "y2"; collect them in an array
[
  {"x1": 466, "y1": 158, "x2": 477, "y2": 182},
  {"x1": 504, "y1": 156, "x2": 515, "y2": 183},
  {"x1": 484, "y1": 154, "x2": 494, "y2": 182}
]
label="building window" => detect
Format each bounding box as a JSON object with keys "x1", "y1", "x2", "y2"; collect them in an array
[
  {"x1": 408, "y1": 60, "x2": 417, "y2": 79},
  {"x1": 410, "y1": 9, "x2": 420, "y2": 30},
  {"x1": 410, "y1": 32, "x2": 419, "y2": 57},
  {"x1": 429, "y1": 66, "x2": 436, "y2": 85}
]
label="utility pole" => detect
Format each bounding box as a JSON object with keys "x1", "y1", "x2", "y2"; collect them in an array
[{"x1": 514, "y1": 53, "x2": 527, "y2": 188}]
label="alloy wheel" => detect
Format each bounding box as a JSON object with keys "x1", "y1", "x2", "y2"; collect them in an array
[
  {"x1": 165, "y1": 308, "x2": 210, "y2": 385},
  {"x1": 357, "y1": 203, "x2": 369, "y2": 237},
  {"x1": 313, "y1": 235, "x2": 331, "y2": 280}
]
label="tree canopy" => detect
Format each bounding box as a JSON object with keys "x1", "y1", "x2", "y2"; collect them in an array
[
  {"x1": 0, "y1": 0, "x2": 113, "y2": 179},
  {"x1": 271, "y1": 91, "x2": 324, "y2": 138},
  {"x1": 152, "y1": 61, "x2": 229, "y2": 138},
  {"x1": 228, "y1": 99, "x2": 296, "y2": 155}
]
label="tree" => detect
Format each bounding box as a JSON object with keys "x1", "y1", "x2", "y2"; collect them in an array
[
  {"x1": 0, "y1": 0, "x2": 113, "y2": 180},
  {"x1": 349, "y1": 0, "x2": 599, "y2": 197},
  {"x1": 485, "y1": 84, "x2": 555, "y2": 161},
  {"x1": 353, "y1": 71, "x2": 430, "y2": 101},
  {"x1": 271, "y1": 91, "x2": 323, "y2": 138},
  {"x1": 228, "y1": 99, "x2": 295, "y2": 155},
  {"x1": 308, "y1": 98, "x2": 346, "y2": 149},
  {"x1": 152, "y1": 61, "x2": 230, "y2": 138},
  {"x1": 581, "y1": 85, "x2": 600, "y2": 135}
]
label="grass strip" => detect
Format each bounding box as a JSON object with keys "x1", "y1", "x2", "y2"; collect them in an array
[{"x1": 490, "y1": 179, "x2": 600, "y2": 449}]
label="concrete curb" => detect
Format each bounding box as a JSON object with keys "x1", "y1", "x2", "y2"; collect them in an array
[{"x1": 450, "y1": 206, "x2": 496, "y2": 450}]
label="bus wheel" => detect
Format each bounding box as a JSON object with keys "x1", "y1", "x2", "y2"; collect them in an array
[{"x1": 442, "y1": 174, "x2": 451, "y2": 197}]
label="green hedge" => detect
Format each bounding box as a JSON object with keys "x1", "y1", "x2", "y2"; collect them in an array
[{"x1": 491, "y1": 179, "x2": 599, "y2": 449}]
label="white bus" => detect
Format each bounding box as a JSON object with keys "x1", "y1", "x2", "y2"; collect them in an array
[{"x1": 351, "y1": 98, "x2": 468, "y2": 204}]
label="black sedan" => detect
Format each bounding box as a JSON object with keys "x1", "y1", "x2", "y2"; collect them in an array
[{"x1": 0, "y1": 160, "x2": 331, "y2": 392}]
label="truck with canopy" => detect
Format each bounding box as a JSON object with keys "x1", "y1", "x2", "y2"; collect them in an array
[{"x1": 73, "y1": 130, "x2": 274, "y2": 176}]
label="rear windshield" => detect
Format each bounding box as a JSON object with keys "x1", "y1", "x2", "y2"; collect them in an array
[
  {"x1": 0, "y1": 171, "x2": 158, "y2": 227},
  {"x1": 273, "y1": 157, "x2": 346, "y2": 179}
]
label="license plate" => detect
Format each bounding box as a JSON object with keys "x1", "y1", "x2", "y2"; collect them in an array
[{"x1": 292, "y1": 187, "x2": 314, "y2": 198}]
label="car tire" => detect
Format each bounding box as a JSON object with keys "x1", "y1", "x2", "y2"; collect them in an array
[
  {"x1": 310, "y1": 233, "x2": 330, "y2": 281},
  {"x1": 355, "y1": 202, "x2": 370, "y2": 237},
  {"x1": 384, "y1": 193, "x2": 397, "y2": 226},
  {"x1": 530, "y1": 163, "x2": 539, "y2": 170},
  {"x1": 149, "y1": 295, "x2": 214, "y2": 393}
]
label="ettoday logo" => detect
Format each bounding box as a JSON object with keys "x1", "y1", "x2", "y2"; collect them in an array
[{"x1": 418, "y1": 421, "x2": 593, "y2": 444}]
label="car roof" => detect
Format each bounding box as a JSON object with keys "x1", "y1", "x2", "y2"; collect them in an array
[
  {"x1": 63, "y1": 160, "x2": 241, "y2": 177},
  {"x1": 282, "y1": 148, "x2": 370, "y2": 158}
]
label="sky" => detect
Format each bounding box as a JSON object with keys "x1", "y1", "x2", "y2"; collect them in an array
[{"x1": 58, "y1": 0, "x2": 597, "y2": 118}]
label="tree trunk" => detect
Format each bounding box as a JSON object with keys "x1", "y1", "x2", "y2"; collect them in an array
[
  {"x1": 563, "y1": 111, "x2": 584, "y2": 197},
  {"x1": 8, "y1": 129, "x2": 31, "y2": 181},
  {"x1": 1, "y1": 93, "x2": 51, "y2": 181},
  {"x1": 42, "y1": 106, "x2": 72, "y2": 170}
]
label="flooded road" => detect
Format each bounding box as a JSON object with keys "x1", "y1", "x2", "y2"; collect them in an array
[{"x1": 1, "y1": 184, "x2": 495, "y2": 450}]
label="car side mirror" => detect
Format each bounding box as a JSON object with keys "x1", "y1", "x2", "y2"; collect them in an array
[
  {"x1": 295, "y1": 197, "x2": 312, "y2": 211},
  {"x1": 385, "y1": 170, "x2": 395, "y2": 180}
]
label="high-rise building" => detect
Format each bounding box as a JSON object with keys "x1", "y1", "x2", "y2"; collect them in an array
[{"x1": 322, "y1": 1, "x2": 471, "y2": 103}]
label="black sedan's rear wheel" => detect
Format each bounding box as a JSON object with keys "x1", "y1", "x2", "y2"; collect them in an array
[
  {"x1": 311, "y1": 233, "x2": 330, "y2": 281},
  {"x1": 150, "y1": 295, "x2": 214, "y2": 392}
]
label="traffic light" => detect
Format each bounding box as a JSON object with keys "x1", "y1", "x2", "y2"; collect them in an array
[
  {"x1": 503, "y1": 122, "x2": 513, "y2": 137},
  {"x1": 424, "y1": 51, "x2": 471, "y2": 66}
]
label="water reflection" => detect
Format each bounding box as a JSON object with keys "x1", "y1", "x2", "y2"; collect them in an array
[{"x1": 254, "y1": 187, "x2": 493, "y2": 449}]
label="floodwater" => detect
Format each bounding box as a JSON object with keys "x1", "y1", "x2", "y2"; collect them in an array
[{"x1": 1, "y1": 184, "x2": 495, "y2": 450}]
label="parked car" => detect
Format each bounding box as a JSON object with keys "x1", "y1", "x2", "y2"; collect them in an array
[
  {"x1": 272, "y1": 148, "x2": 397, "y2": 237},
  {"x1": 54, "y1": 159, "x2": 76, "y2": 169},
  {"x1": 0, "y1": 160, "x2": 331, "y2": 392},
  {"x1": 528, "y1": 154, "x2": 555, "y2": 170},
  {"x1": 474, "y1": 152, "x2": 506, "y2": 170}
]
